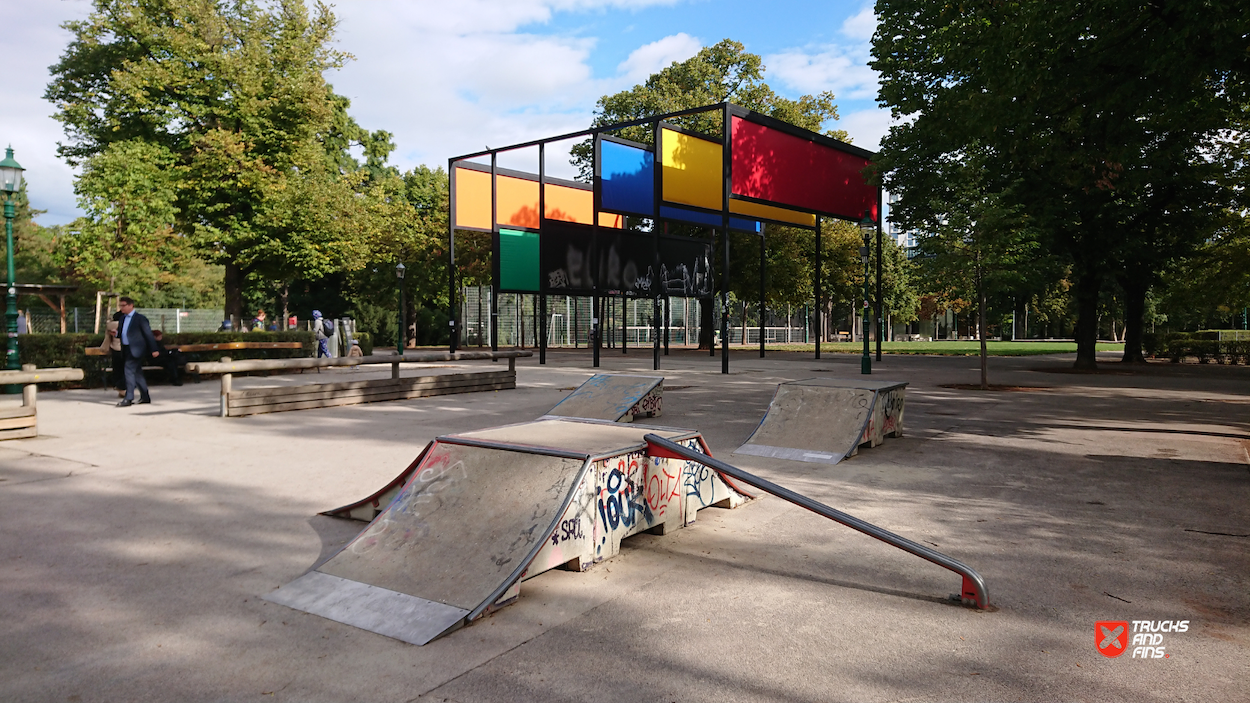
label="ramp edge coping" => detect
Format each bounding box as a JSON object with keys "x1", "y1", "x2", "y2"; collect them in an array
[
  {"x1": 644, "y1": 433, "x2": 991, "y2": 610},
  {"x1": 466, "y1": 456, "x2": 596, "y2": 622}
]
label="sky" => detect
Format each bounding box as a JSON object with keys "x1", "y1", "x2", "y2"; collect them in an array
[{"x1": 2, "y1": 0, "x2": 890, "y2": 227}]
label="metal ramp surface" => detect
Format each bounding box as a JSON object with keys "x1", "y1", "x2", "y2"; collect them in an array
[
  {"x1": 735, "y1": 378, "x2": 907, "y2": 465},
  {"x1": 265, "y1": 418, "x2": 745, "y2": 645},
  {"x1": 544, "y1": 374, "x2": 662, "y2": 422}
]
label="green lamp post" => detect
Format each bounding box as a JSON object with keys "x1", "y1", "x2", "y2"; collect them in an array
[
  {"x1": 858, "y1": 213, "x2": 875, "y2": 375},
  {"x1": 396, "y1": 261, "x2": 407, "y2": 351},
  {"x1": 0, "y1": 146, "x2": 25, "y2": 376}
]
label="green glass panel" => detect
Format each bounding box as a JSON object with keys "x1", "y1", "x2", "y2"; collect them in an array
[{"x1": 499, "y1": 228, "x2": 539, "y2": 292}]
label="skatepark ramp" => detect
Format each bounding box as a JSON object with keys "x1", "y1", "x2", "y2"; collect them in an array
[
  {"x1": 544, "y1": 374, "x2": 663, "y2": 422},
  {"x1": 265, "y1": 418, "x2": 746, "y2": 645},
  {"x1": 735, "y1": 378, "x2": 907, "y2": 464},
  {"x1": 323, "y1": 374, "x2": 665, "y2": 523},
  {"x1": 646, "y1": 433, "x2": 989, "y2": 609}
]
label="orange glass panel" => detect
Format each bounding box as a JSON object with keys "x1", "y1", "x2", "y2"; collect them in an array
[
  {"x1": 453, "y1": 167, "x2": 492, "y2": 231},
  {"x1": 497, "y1": 174, "x2": 540, "y2": 229},
  {"x1": 544, "y1": 183, "x2": 622, "y2": 228}
]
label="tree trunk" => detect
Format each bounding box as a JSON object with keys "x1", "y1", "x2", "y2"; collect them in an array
[
  {"x1": 1073, "y1": 267, "x2": 1101, "y2": 370},
  {"x1": 977, "y1": 261, "x2": 988, "y2": 390},
  {"x1": 224, "y1": 261, "x2": 244, "y2": 330},
  {"x1": 1121, "y1": 277, "x2": 1149, "y2": 364},
  {"x1": 280, "y1": 282, "x2": 290, "y2": 330}
]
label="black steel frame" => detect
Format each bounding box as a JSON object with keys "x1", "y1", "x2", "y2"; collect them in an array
[{"x1": 447, "y1": 101, "x2": 881, "y2": 373}]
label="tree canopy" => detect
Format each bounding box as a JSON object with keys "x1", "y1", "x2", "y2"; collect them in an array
[
  {"x1": 873, "y1": 0, "x2": 1249, "y2": 367},
  {"x1": 45, "y1": 0, "x2": 393, "y2": 324}
]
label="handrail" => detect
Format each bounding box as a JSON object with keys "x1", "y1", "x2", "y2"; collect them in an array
[
  {"x1": 643, "y1": 433, "x2": 990, "y2": 609},
  {"x1": 0, "y1": 367, "x2": 85, "y2": 384},
  {"x1": 187, "y1": 350, "x2": 531, "y2": 374}
]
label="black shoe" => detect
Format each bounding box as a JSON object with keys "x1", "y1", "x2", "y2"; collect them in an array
[
  {"x1": 136, "y1": 398, "x2": 151, "y2": 405},
  {"x1": 172, "y1": 381, "x2": 183, "y2": 386},
  {"x1": 117, "y1": 400, "x2": 133, "y2": 407}
]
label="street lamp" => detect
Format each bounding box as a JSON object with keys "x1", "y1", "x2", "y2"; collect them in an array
[
  {"x1": 1, "y1": 146, "x2": 25, "y2": 376},
  {"x1": 395, "y1": 262, "x2": 407, "y2": 351},
  {"x1": 858, "y1": 213, "x2": 875, "y2": 375}
]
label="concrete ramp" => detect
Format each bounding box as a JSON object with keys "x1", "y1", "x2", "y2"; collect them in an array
[
  {"x1": 545, "y1": 374, "x2": 662, "y2": 422},
  {"x1": 320, "y1": 442, "x2": 433, "y2": 522},
  {"x1": 735, "y1": 378, "x2": 907, "y2": 465},
  {"x1": 265, "y1": 418, "x2": 745, "y2": 645}
]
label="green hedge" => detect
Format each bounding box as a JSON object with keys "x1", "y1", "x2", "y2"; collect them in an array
[
  {"x1": 1162, "y1": 334, "x2": 1249, "y2": 364},
  {"x1": 17, "y1": 331, "x2": 315, "y2": 387}
]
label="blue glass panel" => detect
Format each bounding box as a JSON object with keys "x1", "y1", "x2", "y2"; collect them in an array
[
  {"x1": 659, "y1": 205, "x2": 760, "y2": 233},
  {"x1": 600, "y1": 140, "x2": 654, "y2": 217}
]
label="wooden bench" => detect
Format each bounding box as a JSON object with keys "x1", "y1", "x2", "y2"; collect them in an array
[
  {"x1": 85, "y1": 341, "x2": 304, "y2": 356},
  {"x1": 86, "y1": 341, "x2": 306, "y2": 384},
  {"x1": 0, "y1": 365, "x2": 86, "y2": 440},
  {"x1": 186, "y1": 350, "x2": 532, "y2": 417}
]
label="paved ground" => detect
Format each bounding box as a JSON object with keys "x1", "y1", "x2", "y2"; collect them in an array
[{"x1": 1, "y1": 348, "x2": 1247, "y2": 702}]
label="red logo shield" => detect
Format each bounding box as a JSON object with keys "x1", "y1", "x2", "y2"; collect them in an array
[{"x1": 1096, "y1": 621, "x2": 1129, "y2": 657}]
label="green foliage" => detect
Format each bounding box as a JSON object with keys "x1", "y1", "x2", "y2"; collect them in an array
[
  {"x1": 45, "y1": 0, "x2": 390, "y2": 320},
  {"x1": 872, "y1": 0, "x2": 1248, "y2": 367}
]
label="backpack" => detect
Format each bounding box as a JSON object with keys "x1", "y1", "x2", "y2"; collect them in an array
[{"x1": 321, "y1": 318, "x2": 335, "y2": 337}]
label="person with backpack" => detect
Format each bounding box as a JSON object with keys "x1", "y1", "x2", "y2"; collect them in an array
[{"x1": 312, "y1": 310, "x2": 332, "y2": 358}]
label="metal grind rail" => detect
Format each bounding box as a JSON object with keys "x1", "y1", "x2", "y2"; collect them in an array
[{"x1": 643, "y1": 433, "x2": 990, "y2": 609}]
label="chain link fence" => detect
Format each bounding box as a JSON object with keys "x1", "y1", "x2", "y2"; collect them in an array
[{"x1": 21, "y1": 307, "x2": 229, "y2": 334}]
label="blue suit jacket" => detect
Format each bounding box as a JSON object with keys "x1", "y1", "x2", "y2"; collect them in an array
[{"x1": 120, "y1": 312, "x2": 159, "y2": 359}]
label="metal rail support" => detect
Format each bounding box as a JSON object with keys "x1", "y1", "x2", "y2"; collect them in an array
[{"x1": 643, "y1": 433, "x2": 990, "y2": 609}]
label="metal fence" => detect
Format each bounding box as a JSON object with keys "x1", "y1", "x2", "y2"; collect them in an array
[
  {"x1": 22, "y1": 307, "x2": 228, "y2": 334},
  {"x1": 456, "y1": 287, "x2": 820, "y2": 348}
]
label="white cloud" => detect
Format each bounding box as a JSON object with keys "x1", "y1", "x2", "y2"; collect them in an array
[
  {"x1": 616, "y1": 33, "x2": 702, "y2": 83},
  {"x1": 1, "y1": 1, "x2": 92, "y2": 225},
  {"x1": 839, "y1": 108, "x2": 894, "y2": 152},
  {"x1": 839, "y1": 6, "x2": 876, "y2": 41},
  {"x1": 765, "y1": 6, "x2": 879, "y2": 104}
]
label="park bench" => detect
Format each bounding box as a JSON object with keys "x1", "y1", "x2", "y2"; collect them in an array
[
  {"x1": 186, "y1": 350, "x2": 531, "y2": 417},
  {"x1": 0, "y1": 365, "x2": 86, "y2": 440},
  {"x1": 86, "y1": 341, "x2": 305, "y2": 385}
]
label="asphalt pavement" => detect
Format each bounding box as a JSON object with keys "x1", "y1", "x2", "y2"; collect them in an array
[{"x1": 1, "y1": 347, "x2": 1246, "y2": 702}]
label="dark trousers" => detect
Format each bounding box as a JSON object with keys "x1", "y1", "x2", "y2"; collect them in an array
[
  {"x1": 156, "y1": 349, "x2": 182, "y2": 385},
  {"x1": 110, "y1": 349, "x2": 124, "y2": 389},
  {"x1": 121, "y1": 347, "x2": 150, "y2": 402}
]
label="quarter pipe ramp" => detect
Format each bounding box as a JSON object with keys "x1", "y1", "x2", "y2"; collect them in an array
[
  {"x1": 265, "y1": 418, "x2": 746, "y2": 645},
  {"x1": 735, "y1": 378, "x2": 907, "y2": 464}
]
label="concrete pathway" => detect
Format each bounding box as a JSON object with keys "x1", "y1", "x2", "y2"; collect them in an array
[{"x1": 1, "y1": 349, "x2": 1246, "y2": 702}]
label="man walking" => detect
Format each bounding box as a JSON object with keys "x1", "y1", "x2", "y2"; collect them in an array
[{"x1": 116, "y1": 297, "x2": 160, "y2": 407}]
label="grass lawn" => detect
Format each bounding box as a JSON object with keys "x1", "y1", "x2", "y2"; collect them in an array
[{"x1": 756, "y1": 341, "x2": 1126, "y2": 356}]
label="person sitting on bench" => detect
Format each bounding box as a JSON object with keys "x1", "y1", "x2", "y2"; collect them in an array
[{"x1": 151, "y1": 330, "x2": 183, "y2": 386}]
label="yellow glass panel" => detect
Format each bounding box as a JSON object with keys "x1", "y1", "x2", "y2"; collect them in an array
[
  {"x1": 661, "y1": 128, "x2": 722, "y2": 211},
  {"x1": 453, "y1": 168, "x2": 492, "y2": 231},
  {"x1": 729, "y1": 199, "x2": 817, "y2": 227}
]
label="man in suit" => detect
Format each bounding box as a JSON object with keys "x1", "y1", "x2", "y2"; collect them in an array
[{"x1": 116, "y1": 296, "x2": 161, "y2": 407}]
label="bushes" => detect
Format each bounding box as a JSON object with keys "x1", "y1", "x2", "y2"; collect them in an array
[
  {"x1": 16, "y1": 331, "x2": 315, "y2": 387},
  {"x1": 1160, "y1": 333, "x2": 1249, "y2": 364}
]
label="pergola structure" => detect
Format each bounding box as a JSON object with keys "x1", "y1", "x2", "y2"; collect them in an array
[
  {"x1": 447, "y1": 102, "x2": 881, "y2": 373},
  {"x1": 16, "y1": 284, "x2": 79, "y2": 334}
]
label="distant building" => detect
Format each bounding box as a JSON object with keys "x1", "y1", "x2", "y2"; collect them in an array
[{"x1": 887, "y1": 193, "x2": 918, "y2": 257}]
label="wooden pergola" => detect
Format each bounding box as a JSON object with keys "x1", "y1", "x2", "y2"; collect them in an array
[{"x1": 16, "y1": 284, "x2": 79, "y2": 334}]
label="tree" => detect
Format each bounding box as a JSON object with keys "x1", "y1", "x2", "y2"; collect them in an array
[
  {"x1": 58, "y1": 140, "x2": 180, "y2": 294},
  {"x1": 873, "y1": 0, "x2": 1248, "y2": 369},
  {"x1": 46, "y1": 0, "x2": 384, "y2": 326}
]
